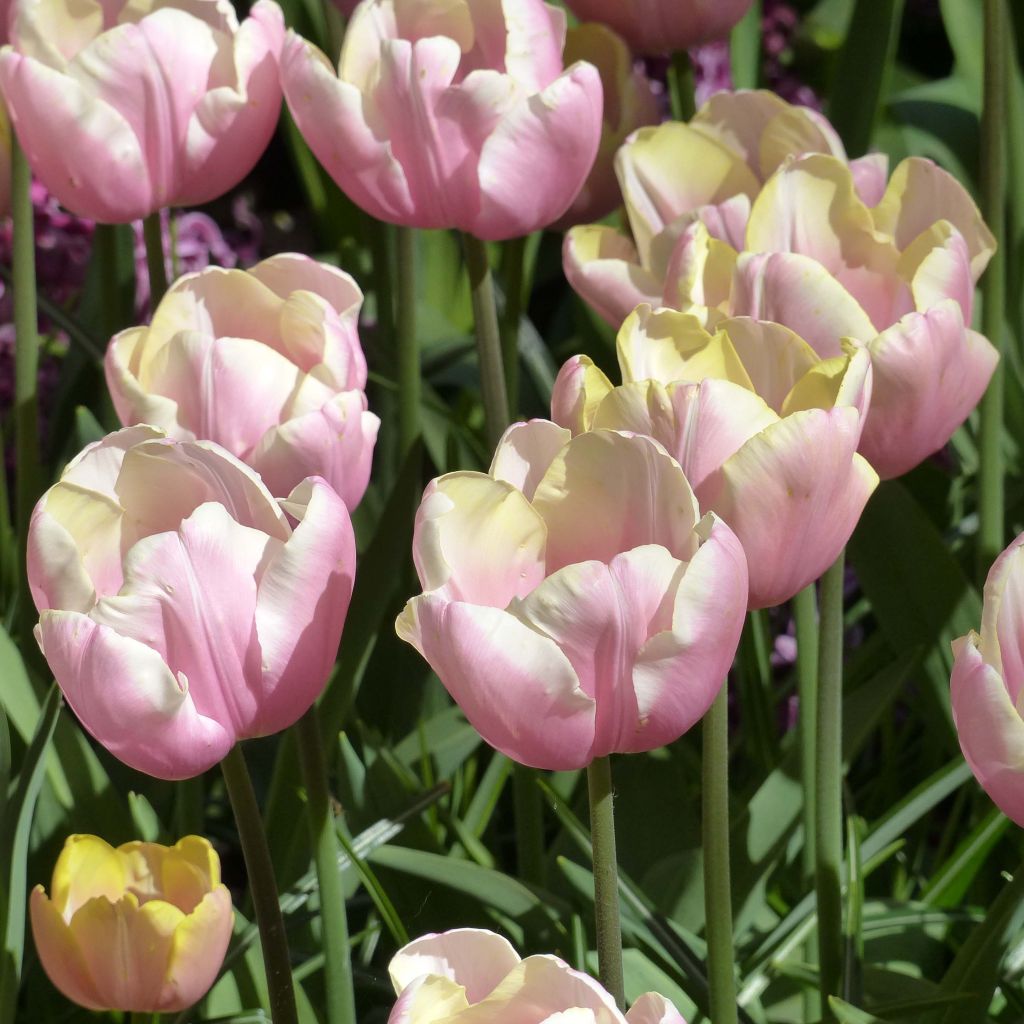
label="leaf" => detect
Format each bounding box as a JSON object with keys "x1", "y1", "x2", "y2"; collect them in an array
[
  {"x1": 829, "y1": 997, "x2": 885, "y2": 1023},
  {"x1": 921, "y1": 808, "x2": 1010, "y2": 908}
]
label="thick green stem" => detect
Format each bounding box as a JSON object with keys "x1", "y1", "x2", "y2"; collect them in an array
[
  {"x1": 669, "y1": 52, "x2": 695, "y2": 122},
  {"x1": 794, "y1": 583, "x2": 821, "y2": 1020},
  {"x1": 978, "y1": 0, "x2": 1008, "y2": 576},
  {"x1": 12, "y1": 136, "x2": 39, "y2": 639},
  {"x1": 396, "y1": 226, "x2": 420, "y2": 456},
  {"x1": 142, "y1": 211, "x2": 169, "y2": 310},
  {"x1": 814, "y1": 553, "x2": 846, "y2": 1019},
  {"x1": 220, "y1": 745, "x2": 298, "y2": 1024},
  {"x1": 512, "y1": 763, "x2": 545, "y2": 887},
  {"x1": 729, "y1": 0, "x2": 762, "y2": 90},
  {"x1": 702, "y1": 685, "x2": 739, "y2": 1024},
  {"x1": 587, "y1": 756, "x2": 624, "y2": 1010},
  {"x1": 499, "y1": 235, "x2": 527, "y2": 416},
  {"x1": 463, "y1": 234, "x2": 510, "y2": 447},
  {"x1": 296, "y1": 708, "x2": 355, "y2": 1024}
]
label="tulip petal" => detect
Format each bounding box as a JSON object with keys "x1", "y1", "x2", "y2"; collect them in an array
[
  {"x1": 562, "y1": 225, "x2": 661, "y2": 328},
  {"x1": 389, "y1": 928, "x2": 521, "y2": 1001},
  {"x1": 51, "y1": 834, "x2": 126, "y2": 918},
  {"x1": 858, "y1": 302, "x2": 998, "y2": 479},
  {"x1": 705, "y1": 408, "x2": 879, "y2": 608},
  {"x1": 411, "y1": 472, "x2": 547, "y2": 606},
  {"x1": 489, "y1": 420, "x2": 572, "y2": 501},
  {"x1": 532, "y1": 430, "x2": 700, "y2": 571},
  {"x1": 626, "y1": 992, "x2": 688, "y2": 1024},
  {"x1": 950, "y1": 637, "x2": 1024, "y2": 828},
  {"x1": 630, "y1": 516, "x2": 746, "y2": 748},
  {"x1": 849, "y1": 152, "x2": 889, "y2": 207},
  {"x1": 550, "y1": 355, "x2": 615, "y2": 435},
  {"x1": 253, "y1": 478, "x2": 355, "y2": 734},
  {"x1": 105, "y1": 327, "x2": 188, "y2": 438},
  {"x1": 396, "y1": 595, "x2": 596, "y2": 770},
  {"x1": 30, "y1": 888, "x2": 106, "y2": 1011},
  {"x1": 388, "y1": 973, "x2": 472, "y2": 1024},
  {"x1": 979, "y1": 537, "x2": 1024, "y2": 704},
  {"x1": 161, "y1": 886, "x2": 234, "y2": 1011}
]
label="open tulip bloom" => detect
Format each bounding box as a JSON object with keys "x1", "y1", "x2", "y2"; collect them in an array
[
  {"x1": 28, "y1": 426, "x2": 356, "y2": 779},
  {"x1": 105, "y1": 254, "x2": 380, "y2": 508},
  {"x1": 388, "y1": 928, "x2": 686, "y2": 1024},
  {"x1": 280, "y1": 0, "x2": 604, "y2": 239},
  {"x1": 397, "y1": 424, "x2": 748, "y2": 770},
  {"x1": 552, "y1": 306, "x2": 878, "y2": 609},
  {"x1": 661, "y1": 153, "x2": 997, "y2": 479},
  {"x1": 30, "y1": 834, "x2": 233, "y2": 1012},
  {"x1": 952, "y1": 533, "x2": 1024, "y2": 828},
  {"x1": 0, "y1": 0, "x2": 284, "y2": 222},
  {"x1": 564, "y1": 89, "x2": 890, "y2": 327}
]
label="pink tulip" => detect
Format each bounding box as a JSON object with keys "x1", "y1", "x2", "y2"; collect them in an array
[
  {"x1": 397, "y1": 424, "x2": 748, "y2": 770},
  {"x1": 280, "y1": 0, "x2": 604, "y2": 240},
  {"x1": 0, "y1": 0, "x2": 284, "y2": 223},
  {"x1": 562, "y1": 0, "x2": 752, "y2": 56},
  {"x1": 388, "y1": 928, "x2": 688, "y2": 1024},
  {"x1": 667, "y1": 153, "x2": 998, "y2": 478},
  {"x1": 951, "y1": 533, "x2": 1024, "y2": 828},
  {"x1": 554, "y1": 22, "x2": 659, "y2": 228},
  {"x1": 28, "y1": 426, "x2": 356, "y2": 780},
  {"x1": 551, "y1": 306, "x2": 878, "y2": 609},
  {"x1": 105, "y1": 254, "x2": 379, "y2": 508},
  {"x1": 564, "y1": 90, "x2": 889, "y2": 328}
]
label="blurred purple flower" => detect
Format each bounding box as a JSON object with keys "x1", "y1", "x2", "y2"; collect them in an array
[
  {"x1": 691, "y1": 40, "x2": 732, "y2": 106},
  {"x1": 763, "y1": 0, "x2": 820, "y2": 108}
]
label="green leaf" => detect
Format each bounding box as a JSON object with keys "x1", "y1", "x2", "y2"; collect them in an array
[
  {"x1": 921, "y1": 807, "x2": 1010, "y2": 908},
  {"x1": 829, "y1": 996, "x2": 885, "y2": 1023}
]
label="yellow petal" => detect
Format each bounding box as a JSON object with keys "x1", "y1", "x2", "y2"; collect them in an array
[
  {"x1": 780, "y1": 357, "x2": 850, "y2": 415},
  {"x1": 29, "y1": 886, "x2": 106, "y2": 1010},
  {"x1": 161, "y1": 886, "x2": 235, "y2": 1011},
  {"x1": 51, "y1": 834, "x2": 127, "y2": 918}
]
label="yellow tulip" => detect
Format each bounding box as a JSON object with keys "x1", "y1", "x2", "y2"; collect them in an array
[{"x1": 30, "y1": 833, "x2": 233, "y2": 1012}]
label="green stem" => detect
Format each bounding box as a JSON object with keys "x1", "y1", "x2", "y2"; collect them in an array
[
  {"x1": 668, "y1": 52, "x2": 695, "y2": 122},
  {"x1": 587, "y1": 756, "x2": 624, "y2": 1010},
  {"x1": 512, "y1": 763, "x2": 545, "y2": 887},
  {"x1": 142, "y1": 211, "x2": 169, "y2": 310},
  {"x1": 794, "y1": 583, "x2": 821, "y2": 1020},
  {"x1": 11, "y1": 136, "x2": 39, "y2": 640},
  {"x1": 173, "y1": 776, "x2": 204, "y2": 839},
  {"x1": 978, "y1": 0, "x2": 1008, "y2": 576},
  {"x1": 220, "y1": 745, "x2": 298, "y2": 1024},
  {"x1": 702, "y1": 685, "x2": 738, "y2": 1024},
  {"x1": 814, "y1": 553, "x2": 846, "y2": 1019},
  {"x1": 499, "y1": 235, "x2": 527, "y2": 416},
  {"x1": 396, "y1": 226, "x2": 420, "y2": 456},
  {"x1": 295, "y1": 708, "x2": 355, "y2": 1024},
  {"x1": 827, "y1": 0, "x2": 904, "y2": 157},
  {"x1": 463, "y1": 234, "x2": 510, "y2": 447},
  {"x1": 729, "y1": 0, "x2": 762, "y2": 91},
  {"x1": 168, "y1": 213, "x2": 181, "y2": 281}
]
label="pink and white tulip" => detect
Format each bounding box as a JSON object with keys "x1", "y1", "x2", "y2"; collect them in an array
[
  {"x1": 562, "y1": 0, "x2": 753, "y2": 56},
  {"x1": 552, "y1": 306, "x2": 878, "y2": 609},
  {"x1": 564, "y1": 90, "x2": 888, "y2": 327},
  {"x1": 397, "y1": 425, "x2": 748, "y2": 770},
  {"x1": 667, "y1": 153, "x2": 998, "y2": 478},
  {"x1": 281, "y1": 0, "x2": 604, "y2": 239},
  {"x1": 28, "y1": 427, "x2": 356, "y2": 779},
  {"x1": 0, "y1": 0, "x2": 284, "y2": 222},
  {"x1": 388, "y1": 928, "x2": 687, "y2": 1024},
  {"x1": 951, "y1": 533, "x2": 1024, "y2": 828},
  {"x1": 105, "y1": 254, "x2": 379, "y2": 508}
]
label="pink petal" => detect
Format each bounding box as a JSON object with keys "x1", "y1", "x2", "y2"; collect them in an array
[
  {"x1": 389, "y1": 929, "x2": 521, "y2": 1001},
  {"x1": 626, "y1": 992, "x2": 688, "y2": 1024},
  {"x1": 858, "y1": 303, "x2": 998, "y2": 479},
  {"x1": 489, "y1": 420, "x2": 571, "y2": 501},
  {"x1": 105, "y1": 328, "x2": 189, "y2": 437},
  {"x1": 36, "y1": 612, "x2": 232, "y2": 779},
  {"x1": 396, "y1": 595, "x2": 597, "y2": 770},
  {"x1": 253, "y1": 478, "x2": 355, "y2": 735},
  {"x1": 980, "y1": 536, "x2": 1024, "y2": 705},
  {"x1": 550, "y1": 355, "x2": 615, "y2": 435},
  {"x1": 849, "y1": 152, "x2": 889, "y2": 207}
]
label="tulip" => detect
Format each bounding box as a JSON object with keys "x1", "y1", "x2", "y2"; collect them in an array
[
  {"x1": 951, "y1": 533, "x2": 1024, "y2": 828},
  {"x1": 280, "y1": 0, "x2": 604, "y2": 240},
  {"x1": 552, "y1": 306, "x2": 878, "y2": 609},
  {"x1": 388, "y1": 928, "x2": 687, "y2": 1024},
  {"x1": 564, "y1": 90, "x2": 890, "y2": 328},
  {"x1": 105, "y1": 254, "x2": 379, "y2": 508},
  {"x1": 397, "y1": 424, "x2": 748, "y2": 770},
  {"x1": 30, "y1": 833, "x2": 233, "y2": 1012},
  {"x1": 666, "y1": 153, "x2": 998, "y2": 478},
  {"x1": 562, "y1": 0, "x2": 752, "y2": 56},
  {"x1": 28, "y1": 426, "x2": 356, "y2": 779},
  {"x1": 554, "y1": 22, "x2": 659, "y2": 228},
  {"x1": 0, "y1": 0, "x2": 284, "y2": 223}
]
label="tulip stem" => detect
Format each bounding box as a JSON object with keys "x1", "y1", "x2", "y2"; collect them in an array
[
  {"x1": 11, "y1": 135, "x2": 40, "y2": 639},
  {"x1": 295, "y1": 706, "x2": 356, "y2": 1024},
  {"x1": 814, "y1": 552, "x2": 846, "y2": 1019},
  {"x1": 143, "y1": 211, "x2": 169, "y2": 310},
  {"x1": 221, "y1": 744, "x2": 298, "y2": 1024},
  {"x1": 463, "y1": 233, "x2": 510, "y2": 447},
  {"x1": 669, "y1": 52, "x2": 695, "y2": 122},
  {"x1": 396, "y1": 226, "x2": 421, "y2": 456},
  {"x1": 499, "y1": 235, "x2": 527, "y2": 416},
  {"x1": 702, "y1": 683, "x2": 739, "y2": 1024},
  {"x1": 978, "y1": 0, "x2": 1008, "y2": 577},
  {"x1": 730, "y1": 0, "x2": 762, "y2": 91},
  {"x1": 513, "y1": 763, "x2": 546, "y2": 886},
  {"x1": 587, "y1": 755, "x2": 625, "y2": 1010}
]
